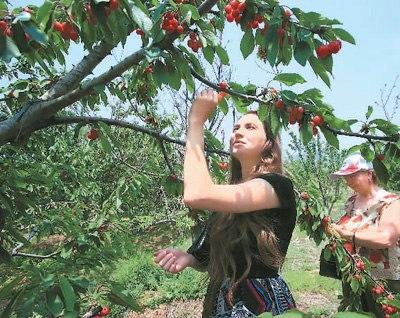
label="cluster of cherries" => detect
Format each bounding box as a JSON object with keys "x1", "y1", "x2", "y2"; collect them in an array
[
  {"x1": 224, "y1": 0, "x2": 246, "y2": 23},
  {"x1": 53, "y1": 21, "x2": 79, "y2": 41},
  {"x1": 161, "y1": 11, "x2": 184, "y2": 34},
  {"x1": 316, "y1": 40, "x2": 342, "y2": 59},
  {"x1": 187, "y1": 32, "x2": 202, "y2": 52},
  {"x1": 287, "y1": 106, "x2": 304, "y2": 125},
  {"x1": 310, "y1": 115, "x2": 324, "y2": 135}
]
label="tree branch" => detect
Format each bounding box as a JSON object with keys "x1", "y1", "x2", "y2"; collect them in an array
[
  {"x1": 324, "y1": 125, "x2": 399, "y2": 142},
  {"x1": 42, "y1": 41, "x2": 116, "y2": 100},
  {"x1": 0, "y1": 0, "x2": 220, "y2": 146},
  {"x1": 40, "y1": 115, "x2": 230, "y2": 156},
  {"x1": 193, "y1": 66, "x2": 400, "y2": 143}
]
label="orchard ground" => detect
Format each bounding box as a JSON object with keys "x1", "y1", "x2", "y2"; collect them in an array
[{"x1": 112, "y1": 227, "x2": 341, "y2": 318}]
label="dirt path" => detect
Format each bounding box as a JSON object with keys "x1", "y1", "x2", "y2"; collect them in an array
[{"x1": 123, "y1": 293, "x2": 340, "y2": 318}]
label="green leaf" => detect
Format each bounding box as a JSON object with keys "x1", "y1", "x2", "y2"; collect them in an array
[
  {"x1": 181, "y1": 4, "x2": 200, "y2": 20},
  {"x1": 373, "y1": 157, "x2": 389, "y2": 185},
  {"x1": 267, "y1": 38, "x2": 279, "y2": 67},
  {"x1": 99, "y1": 133, "x2": 112, "y2": 154},
  {"x1": 0, "y1": 289, "x2": 24, "y2": 318},
  {"x1": 300, "y1": 123, "x2": 313, "y2": 145},
  {"x1": 202, "y1": 46, "x2": 214, "y2": 64},
  {"x1": 0, "y1": 277, "x2": 23, "y2": 301},
  {"x1": 300, "y1": 88, "x2": 323, "y2": 101},
  {"x1": 370, "y1": 118, "x2": 399, "y2": 135},
  {"x1": 240, "y1": 30, "x2": 255, "y2": 59},
  {"x1": 215, "y1": 45, "x2": 229, "y2": 65},
  {"x1": 47, "y1": 294, "x2": 64, "y2": 317},
  {"x1": 360, "y1": 144, "x2": 374, "y2": 162},
  {"x1": 108, "y1": 284, "x2": 140, "y2": 311},
  {"x1": 332, "y1": 28, "x2": 356, "y2": 44},
  {"x1": 131, "y1": 5, "x2": 153, "y2": 33},
  {"x1": 37, "y1": 1, "x2": 53, "y2": 28},
  {"x1": 218, "y1": 97, "x2": 229, "y2": 115},
  {"x1": 21, "y1": 22, "x2": 48, "y2": 45},
  {"x1": 202, "y1": 30, "x2": 218, "y2": 46},
  {"x1": 293, "y1": 41, "x2": 312, "y2": 66},
  {"x1": 0, "y1": 36, "x2": 21, "y2": 62},
  {"x1": 258, "y1": 104, "x2": 268, "y2": 121},
  {"x1": 308, "y1": 56, "x2": 330, "y2": 88},
  {"x1": 320, "y1": 126, "x2": 339, "y2": 149},
  {"x1": 281, "y1": 90, "x2": 298, "y2": 102},
  {"x1": 274, "y1": 73, "x2": 306, "y2": 86},
  {"x1": 365, "y1": 105, "x2": 373, "y2": 119},
  {"x1": 320, "y1": 54, "x2": 333, "y2": 74},
  {"x1": 59, "y1": 277, "x2": 76, "y2": 312}
]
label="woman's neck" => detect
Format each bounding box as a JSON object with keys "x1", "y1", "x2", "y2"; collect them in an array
[
  {"x1": 356, "y1": 185, "x2": 381, "y2": 201},
  {"x1": 239, "y1": 158, "x2": 260, "y2": 181}
]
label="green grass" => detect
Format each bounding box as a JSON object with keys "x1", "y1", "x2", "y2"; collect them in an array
[{"x1": 110, "y1": 225, "x2": 341, "y2": 316}]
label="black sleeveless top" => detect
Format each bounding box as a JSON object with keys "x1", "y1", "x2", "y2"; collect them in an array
[{"x1": 187, "y1": 173, "x2": 297, "y2": 278}]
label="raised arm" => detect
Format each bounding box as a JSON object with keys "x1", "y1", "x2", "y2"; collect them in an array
[{"x1": 183, "y1": 89, "x2": 281, "y2": 213}]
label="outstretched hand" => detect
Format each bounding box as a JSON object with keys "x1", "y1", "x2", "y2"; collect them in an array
[
  {"x1": 154, "y1": 248, "x2": 196, "y2": 274},
  {"x1": 188, "y1": 89, "x2": 219, "y2": 124}
]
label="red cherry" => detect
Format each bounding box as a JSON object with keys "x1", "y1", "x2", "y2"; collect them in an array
[
  {"x1": 316, "y1": 45, "x2": 331, "y2": 59},
  {"x1": 238, "y1": 2, "x2": 246, "y2": 12},
  {"x1": 87, "y1": 128, "x2": 99, "y2": 140},
  {"x1": 250, "y1": 20, "x2": 259, "y2": 29},
  {"x1": 0, "y1": 20, "x2": 7, "y2": 32},
  {"x1": 99, "y1": 306, "x2": 110, "y2": 316},
  {"x1": 300, "y1": 191, "x2": 310, "y2": 200},
  {"x1": 218, "y1": 92, "x2": 227, "y2": 102},
  {"x1": 176, "y1": 25, "x2": 184, "y2": 34},
  {"x1": 53, "y1": 21, "x2": 64, "y2": 32},
  {"x1": 312, "y1": 115, "x2": 324, "y2": 126},
  {"x1": 328, "y1": 40, "x2": 342, "y2": 54},
  {"x1": 135, "y1": 28, "x2": 145, "y2": 36},
  {"x1": 226, "y1": 13, "x2": 234, "y2": 22},
  {"x1": 343, "y1": 241, "x2": 354, "y2": 254},
  {"x1": 4, "y1": 28, "x2": 12, "y2": 37},
  {"x1": 276, "y1": 27, "x2": 285, "y2": 39},
  {"x1": 275, "y1": 99, "x2": 284, "y2": 109},
  {"x1": 377, "y1": 154, "x2": 385, "y2": 161},
  {"x1": 219, "y1": 81, "x2": 228, "y2": 90},
  {"x1": 224, "y1": 5, "x2": 233, "y2": 14},
  {"x1": 218, "y1": 162, "x2": 229, "y2": 171},
  {"x1": 69, "y1": 30, "x2": 79, "y2": 41},
  {"x1": 320, "y1": 215, "x2": 331, "y2": 228},
  {"x1": 109, "y1": 0, "x2": 119, "y2": 10},
  {"x1": 356, "y1": 260, "x2": 365, "y2": 271}
]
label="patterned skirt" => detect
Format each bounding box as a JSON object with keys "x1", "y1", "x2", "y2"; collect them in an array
[{"x1": 212, "y1": 276, "x2": 296, "y2": 317}]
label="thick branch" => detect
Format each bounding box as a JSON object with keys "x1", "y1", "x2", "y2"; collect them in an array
[
  {"x1": 40, "y1": 115, "x2": 229, "y2": 156},
  {"x1": 42, "y1": 41, "x2": 116, "y2": 100},
  {"x1": 0, "y1": 0, "x2": 219, "y2": 146}
]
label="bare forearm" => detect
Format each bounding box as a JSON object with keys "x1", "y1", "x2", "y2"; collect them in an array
[
  {"x1": 183, "y1": 120, "x2": 213, "y2": 201},
  {"x1": 344, "y1": 230, "x2": 397, "y2": 249}
]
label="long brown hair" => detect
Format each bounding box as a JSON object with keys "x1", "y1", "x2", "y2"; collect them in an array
[{"x1": 202, "y1": 111, "x2": 284, "y2": 317}]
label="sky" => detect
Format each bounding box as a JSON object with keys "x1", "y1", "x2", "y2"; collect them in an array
[{"x1": 5, "y1": 0, "x2": 400, "y2": 150}]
